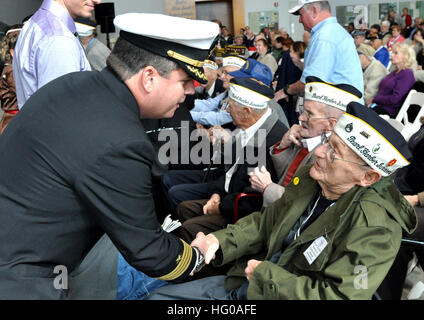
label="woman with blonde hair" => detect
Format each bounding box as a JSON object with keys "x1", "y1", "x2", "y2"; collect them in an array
[
  {"x1": 0, "y1": 24, "x2": 22, "y2": 134},
  {"x1": 371, "y1": 42, "x2": 416, "y2": 118}
]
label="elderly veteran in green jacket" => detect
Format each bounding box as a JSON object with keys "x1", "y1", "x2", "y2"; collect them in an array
[
  {"x1": 249, "y1": 76, "x2": 362, "y2": 208},
  {"x1": 148, "y1": 102, "x2": 416, "y2": 300}
]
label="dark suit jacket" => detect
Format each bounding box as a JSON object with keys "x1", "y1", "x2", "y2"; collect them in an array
[
  {"x1": 212, "y1": 111, "x2": 287, "y2": 222},
  {"x1": 0, "y1": 68, "x2": 197, "y2": 299}
]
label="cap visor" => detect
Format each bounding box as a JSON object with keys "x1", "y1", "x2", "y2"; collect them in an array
[
  {"x1": 228, "y1": 70, "x2": 249, "y2": 78},
  {"x1": 179, "y1": 63, "x2": 208, "y2": 85},
  {"x1": 288, "y1": 4, "x2": 303, "y2": 15}
]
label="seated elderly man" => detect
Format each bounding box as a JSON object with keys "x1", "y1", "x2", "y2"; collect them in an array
[
  {"x1": 162, "y1": 59, "x2": 278, "y2": 212},
  {"x1": 369, "y1": 34, "x2": 390, "y2": 68},
  {"x1": 381, "y1": 20, "x2": 392, "y2": 45},
  {"x1": 148, "y1": 102, "x2": 417, "y2": 300},
  {"x1": 353, "y1": 30, "x2": 376, "y2": 57},
  {"x1": 249, "y1": 77, "x2": 362, "y2": 208},
  {"x1": 358, "y1": 53, "x2": 388, "y2": 106},
  {"x1": 174, "y1": 77, "x2": 287, "y2": 243},
  {"x1": 193, "y1": 59, "x2": 225, "y2": 100},
  {"x1": 190, "y1": 56, "x2": 246, "y2": 127}
]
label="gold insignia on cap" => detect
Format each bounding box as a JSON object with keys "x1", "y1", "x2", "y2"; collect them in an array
[
  {"x1": 309, "y1": 86, "x2": 313, "y2": 93},
  {"x1": 293, "y1": 177, "x2": 300, "y2": 186},
  {"x1": 187, "y1": 65, "x2": 207, "y2": 81},
  {"x1": 167, "y1": 50, "x2": 204, "y2": 68}
]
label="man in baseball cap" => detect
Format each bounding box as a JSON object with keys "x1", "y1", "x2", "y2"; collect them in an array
[
  {"x1": 281, "y1": 1, "x2": 364, "y2": 106},
  {"x1": 289, "y1": 0, "x2": 326, "y2": 15},
  {"x1": 229, "y1": 58, "x2": 273, "y2": 86}
]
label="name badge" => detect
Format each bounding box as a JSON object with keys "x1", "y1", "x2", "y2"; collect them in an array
[{"x1": 303, "y1": 236, "x2": 328, "y2": 265}]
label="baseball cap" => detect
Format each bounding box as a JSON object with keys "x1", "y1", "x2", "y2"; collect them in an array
[{"x1": 228, "y1": 59, "x2": 273, "y2": 86}]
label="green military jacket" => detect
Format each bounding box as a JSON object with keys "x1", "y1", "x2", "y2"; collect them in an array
[{"x1": 212, "y1": 165, "x2": 417, "y2": 300}]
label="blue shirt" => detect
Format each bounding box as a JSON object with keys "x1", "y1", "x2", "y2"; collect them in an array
[
  {"x1": 13, "y1": 0, "x2": 90, "y2": 108},
  {"x1": 301, "y1": 17, "x2": 364, "y2": 96},
  {"x1": 190, "y1": 91, "x2": 233, "y2": 126},
  {"x1": 374, "y1": 46, "x2": 390, "y2": 68}
]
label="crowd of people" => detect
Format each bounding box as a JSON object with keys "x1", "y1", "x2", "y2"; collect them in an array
[{"x1": 0, "y1": 0, "x2": 423, "y2": 301}]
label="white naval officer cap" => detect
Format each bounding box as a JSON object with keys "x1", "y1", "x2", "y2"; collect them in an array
[{"x1": 113, "y1": 13, "x2": 220, "y2": 84}]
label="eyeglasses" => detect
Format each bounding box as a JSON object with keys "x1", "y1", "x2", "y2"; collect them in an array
[
  {"x1": 218, "y1": 70, "x2": 230, "y2": 78},
  {"x1": 299, "y1": 106, "x2": 334, "y2": 122},
  {"x1": 320, "y1": 130, "x2": 368, "y2": 166}
]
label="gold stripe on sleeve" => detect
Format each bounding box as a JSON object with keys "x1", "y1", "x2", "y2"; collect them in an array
[{"x1": 157, "y1": 240, "x2": 193, "y2": 281}]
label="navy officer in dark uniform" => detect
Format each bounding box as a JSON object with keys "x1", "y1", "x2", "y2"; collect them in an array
[{"x1": 0, "y1": 13, "x2": 219, "y2": 299}]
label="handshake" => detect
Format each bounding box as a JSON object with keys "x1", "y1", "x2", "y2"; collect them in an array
[
  {"x1": 189, "y1": 232, "x2": 220, "y2": 275},
  {"x1": 189, "y1": 231, "x2": 262, "y2": 281}
]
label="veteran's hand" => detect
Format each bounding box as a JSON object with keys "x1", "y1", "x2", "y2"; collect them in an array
[
  {"x1": 203, "y1": 193, "x2": 221, "y2": 215},
  {"x1": 209, "y1": 126, "x2": 232, "y2": 145},
  {"x1": 405, "y1": 194, "x2": 419, "y2": 207},
  {"x1": 245, "y1": 259, "x2": 263, "y2": 281},
  {"x1": 279, "y1": 124, "x2": 303, "y2": 148},
  {"x1": 191, "y1": 232, "x2": 220, "y2": 264},
  {"x1": 273, "y1": 89, "x2": 288, "y2": 102},
  {"x1": 249, "y1": 166, "x2": 272, "y2": 193}
]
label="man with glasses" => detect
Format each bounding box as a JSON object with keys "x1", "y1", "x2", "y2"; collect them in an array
[
  {"x1": 249, "y1": 76, "x2": 362, "y2": 208},
  {"x1": 148, "y1": 101, "x2": 416, "y2": 300},
  {"x1": 162, "y1": 58, "x2": 275, "y2": 213}
]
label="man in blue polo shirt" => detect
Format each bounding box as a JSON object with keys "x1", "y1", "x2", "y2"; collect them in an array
[{"x1": 275, "y1": 0, "x2": 364, "y2": 102}]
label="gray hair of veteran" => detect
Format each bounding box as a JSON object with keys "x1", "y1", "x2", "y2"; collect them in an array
[
  {"x1": 106, "y1": 37, "x2": 179, "y2": 81},
  {"x1": 303, "y1": 1, "x2": 331, "y2": 13}
]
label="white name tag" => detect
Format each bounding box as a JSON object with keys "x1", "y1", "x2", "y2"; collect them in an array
[{"x1": 303, "y1": 236, "x2": 328, "y2": 265}]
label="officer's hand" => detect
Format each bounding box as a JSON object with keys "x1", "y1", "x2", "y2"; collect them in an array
[
  {"x1": 191, "y1": 232, "x2": 220, "y2": 264},
  {"x1": 245, "y1": 259, "x2": 263, "y2": 281}
]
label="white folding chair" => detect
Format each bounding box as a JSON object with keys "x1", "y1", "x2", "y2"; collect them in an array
[
  {"x1": 384, "y1": 117, "x2": 405, "y2": 134},
  {"x1": 395, "y1": 90, "x2": 424, "y2": 141}
]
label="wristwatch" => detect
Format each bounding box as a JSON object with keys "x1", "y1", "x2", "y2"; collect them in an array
[
  {"x1": 283, "y1": 84, "x2": 291, "y2": 96},
  {"x1": 192, "y1": 246, "x2": 205, "y2": 273}
]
